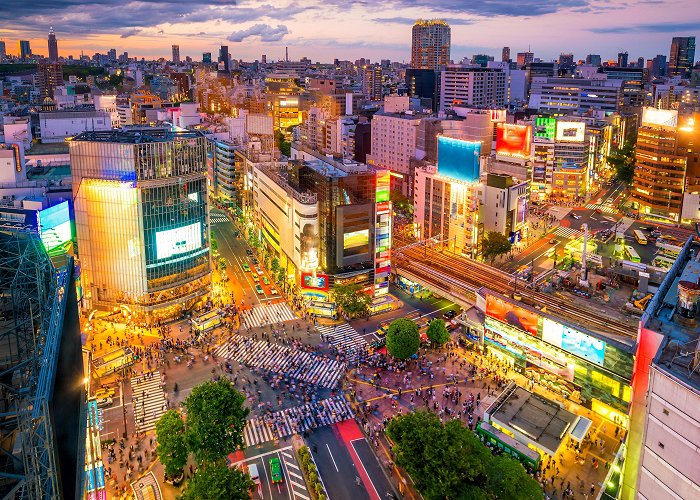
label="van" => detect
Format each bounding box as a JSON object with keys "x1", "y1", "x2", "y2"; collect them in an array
[{"x1": 248, "y1": 463, "x2": 260, "y2": 483}]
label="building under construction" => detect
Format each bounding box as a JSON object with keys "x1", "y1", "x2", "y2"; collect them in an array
[{"x1": 0, "y1": 229, "x2": 83, "y2": 499}]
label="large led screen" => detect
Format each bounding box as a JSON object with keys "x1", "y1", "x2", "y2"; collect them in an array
[
  {"x1": 437, "y1": 136, "x2": 481, "y2": 183},
  {"x1": 534, "y1": 117, "x2": 556, "y2": 139},
  {"x1": 496, "y1": 123, "x2": 532, "y2": 158},
  {"x1": 344, "y1": 229, "x2": 369, "y2": 249},
  {"x1": 485, "y1": 294, "x2": 541, "y2": 337},
  {"x1": 37, "y1": 201, "x2": 72, "y2": 253},
  {"x1": 542, "y1": 318, "x2": 605, "y2": 366},
  {"x1": 301, "y1": 272, "x2": 329, "y2": 291},
  {"x1": 555, "y1": 121, "x2": 586, "y2": 142},
  {"x1": 155, "y1": 222, "x2": 202, "y2": 260},
  {"x1": 641, "y1": 107, "x2": 678, "y2": 128}
]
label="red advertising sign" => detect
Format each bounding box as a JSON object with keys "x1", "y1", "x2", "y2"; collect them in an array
[
  {"x1": 485, "y1": 294, "x2": 541, "y2": 337},
  {"x1": 496, "y1": 123, "x2": 532, "y2": 158},
  {"x1": 300, "y1": 272, "x2": 329, "y2": 291}
]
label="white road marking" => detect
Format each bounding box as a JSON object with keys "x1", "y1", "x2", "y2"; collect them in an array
[{"x1": 326, "y1": 443, "x2": 339, "y2": 472}]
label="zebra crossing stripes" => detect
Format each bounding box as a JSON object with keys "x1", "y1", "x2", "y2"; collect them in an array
[
  {"x1": 214, "y1": 338, "x2": 347, "y2": 388},
  {"x1": 316, "y1": 323, "x2": 368, "y2": 352},
  {"x1": 585, "y1": 203, "x2": 617, "y2": 214},
  {"x1": 131, "y1": 371, "x2": 167, "y2": 433},
  {"x1": 210, "y1": 214, "x2": 230, "y2": 224},
  {"x1": 240, "y1": 302, "x2": 297, "y2": 329},
  {"x1": 280, "y1": 449, "x2": 310, "y2": 500},
  {"x1": 243, "y1": 396, "x2": 353, "y2": 447},
  {"x1": 554, "y1": 226, "x2": 583, "y2": 239}
]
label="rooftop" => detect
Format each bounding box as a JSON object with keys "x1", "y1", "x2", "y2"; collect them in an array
[
  {"x1": 71, "y1": 128, "x2": 202, "y2": 144},
  {"x1": 25, "y1": 142, "x2": 70, "y2": 155}
]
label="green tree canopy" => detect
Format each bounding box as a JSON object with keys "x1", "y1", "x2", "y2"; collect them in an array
[
  {"x1": 482, "y1": 231, "x2": 512, "y2": 264},
  {"x1": 332, "y1": 283, "x2": 372, "y2": 319},
  {"x1": 183, "y1": 379, "x2": 249, "y2": 464},
  {"x1": 607, "y1": 141, "x2": 636, "y2": 185},
  {"x1": 485, "y1": 454, "x2": 543, "y2": 500},
  {"x1": 179, "y1": 460, "x2": 253, "y2": 500},
  {"x1": 155, "y1": 410, "x2": 188, "y2": 479},
  {"x1": 386, "y1": 318, "x2": 421, "y2": 359},
  {"x1": 426, "y1": 318, "x2": 450, "y2": 346}
]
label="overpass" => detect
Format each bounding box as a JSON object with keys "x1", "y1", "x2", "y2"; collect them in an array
[{"x1": 395, "y1": 263, "x2": 477, "y2": 309}]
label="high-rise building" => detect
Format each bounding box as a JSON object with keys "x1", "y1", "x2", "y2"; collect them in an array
[
  {"x1": 558, "y1": 53, "x2": 575, "y2": 72},
  {"x1": 439, "y1": 66, "x2": 506, "y2": 111},
  {"x1": 69, "y1": 129, "x2": 212, "y2": 315},
  {"x1": 218, "y1": 45, "x2": 229, "y2": 72},
  {"x1": 502, "y1": 46, "x2": 510, "y2": 63},
  {"x1": 37, "y1": 61, "x2": 64, "y2": 99},
  {"x1": 528, "y1": 77, "x2": 623, "y2": 114},
  {"x1": 0, "y1": 40, "x2": 6, "y2": 62},
  {"x1": 362, "y1": 64, "x2": 382, "y2": 101},
  {"x1": 261, "y1": 54, "x2": 267, "y2": 64},
  {"x1": 107, "y1": 48, "x2": 117, "y2": 61},
  {"x1": 202, "y1": 52, "x2": 211, "y2": 64},
  {"x1": 669, "y1": 36, "x2": 696, "y2": 77},
  {"x1": 586, "y1": 54, "x2": 602, "y2": 66},
  {"x1": 19, "y1": 40, "x2": 31, "y2": 60},
  {"x1": 516, "y1": 51, "x2": 534, "y2": 68},
  {"x1": 172, "y1": 44, "x2": 180, "y2": 64},
  {"x1": 411, "y1": 19, "x2": 451, "y2": 70},
  {"x1": 48, "y1": 26, "x2": 58, "y2": 62},
  {"x1": 617, "y1": 51, "x2": 628, "y2": 68},
  {"x1": 651, "y1": 54, "x2": 667, "y2": 76}
]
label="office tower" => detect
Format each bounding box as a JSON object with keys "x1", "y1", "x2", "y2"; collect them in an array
[
  {"x1": 439, "y1": 66, "x2": 506, "y2": 111},
  {"x1": 172, "y1": 44, "x2": 180, "y2": 64},
  {"x1": 362, "y1": 64, "x2": 382, "y2": 101},
  {"x1": 218, "y1": 45, "x2": 229, "y2": 72},
  {"x1": 107, "y1": 48, "x2": 116, "y2": 60},
  {"x1": 472, "y1": 54, "x2": 492, "y2": 67},
  {"x1": 405, "y1": 68, "x2": 438, "y2": 110},
  {"x1": 202, "y1": 52, "x2": 211, "y2": 64},
  {"x1": 0, "y1": 41, "x2": 6, "y2": 62},
  {"x1": 516, "y1": 51, "x2": 533, "y2": 68},
  {"x1": 669, "y1": 36, "x2": 696, "y2": 77},
  {"x1": 69, "y1": 129, "x2": 211, "y2": 314},
  {"x1": 19, "y1": 40, "x2": 31, "y2": 60},
  {"x1": 558, "y1": 53, "x2": 575, "y2": 71},
  {"x1": 586, "y1": 54, "x2": 602, "y2": 66},
  {"x1": 48, "y1": 26, "x2": 58, "y2": 62},
  {"x1": 651, "y1": 54, "x2": 667, "y2": 77},
  {"x1": 411, "y1": 19, "x2": 451, "y2": 70},
  {"x1": 502, "y1": 46, "x2": 510, "y2": 63},
  {"x1": 37, "y1": 61, "x2": 64, "y2": 99},
  {"x1": 261, "y1": 54, "x2": 267, "y2": 64},
  {"x1": 617, "y1": 51, "x2": 628, "y2": 68},
  {"x1": 529, "y1": 77, "x2": 623, "y2": 114},
  {"x1": 636, "y1": 56, "x2": 644, "y2": 68},
  {"x1": 631, "y1": 108, "x2": 700, "y2": 222}
]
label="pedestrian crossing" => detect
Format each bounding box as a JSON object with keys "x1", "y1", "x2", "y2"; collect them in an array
[
  {"x1": 585, "y1": 203, "x2": 617, "y2": 214},
  {"x1": 279, "y1": 449, "x2": 310, "y2": 500},
  {"x1": 131, "y1": 371, "x2": 167, "y2": 433},
  {"x1": 553, "y1": 226, "x2": 583, "y2": 239},
  {"x1": 316, "y1": 323, "x2": 368, "y2": 354},
  {"x1": 240, "y1": 302, "x2": 297, "y2": 329},
  {"x1": 210, "y1": 214, "x2": 230, "y2": 224},
  {"x1": 214, "y1": 338, "x2": 347, "y2": 388},
  {"x1": 243, "y1": 396, "x2": 353, "y2": 447}
]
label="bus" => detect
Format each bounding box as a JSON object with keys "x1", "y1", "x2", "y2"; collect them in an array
[
  {"x1": 191, "y1": 309, "x2": 222, "y2": 334},
  {"x1": 633, "y1": 230, "x2": 647, "y2": 245},
  {"x1": 625, "y1": 246, "x2": 641, "y2": 263},
  {"x1": 476, "y1": 421, "x2": 541, "y2": 471},
  {"x1": 93, "y1": 347, "x2": 134, "y2": 378}
]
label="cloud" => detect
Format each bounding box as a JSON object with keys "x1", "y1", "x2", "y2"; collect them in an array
[
  {"x1": 228, "y1": 24, "x2": 289, "y2": 43},
  {"x1": 589, "y1": 21, "x2": 700, "y2": 34},
  {"x1": 330, "y1": 0, "x2": 591, "y2": 17},
  {"x1": 120, "y1": 28, "x2": 141, "y2": 39},
  {"x1": 372, "y1": 16, "x2": 474, "y2": 25}
]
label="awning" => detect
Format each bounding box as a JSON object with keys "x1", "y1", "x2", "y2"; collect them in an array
[{"x1": 569, "y1": 416, "x2": 593, "y2": 442}]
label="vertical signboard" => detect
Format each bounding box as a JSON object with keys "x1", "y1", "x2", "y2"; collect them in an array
[{"x1": 374, "y1": 170, "x2": 392, "y2": 296}]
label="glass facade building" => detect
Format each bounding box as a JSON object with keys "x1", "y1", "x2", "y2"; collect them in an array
[{"x1": 70, "y1": 129, "x2": 211, "y2": 317}]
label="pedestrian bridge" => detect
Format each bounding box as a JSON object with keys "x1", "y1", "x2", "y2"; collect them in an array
[{"x1": 394, "y1": 265, "x2": 476, "y2": 310}]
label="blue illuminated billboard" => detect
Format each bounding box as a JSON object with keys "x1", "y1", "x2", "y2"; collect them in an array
[
  {"x1": 37, "y1": 201, "x2": 72, "y2": 254},
  {"x1": 437, "y1": 136, "x2": 481, "y2": 183}
]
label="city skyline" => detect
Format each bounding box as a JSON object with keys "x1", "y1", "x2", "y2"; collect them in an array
[{"x1": 0, "y1": 0, "x2": 698, "y2": 62}]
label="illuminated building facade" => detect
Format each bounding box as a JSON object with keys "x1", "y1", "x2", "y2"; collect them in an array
[
  {"x1": 70, "y1": 129, "x2": 211, "y2": 316},
  {"x1": 439, "y1": 66, "x2": 506, "y2": 112},
  {"x1": 668, "y1": 36, "x2": 695, "y2": 77},
  {"x1": 265, "y1": 74, "x2": 303, "y2": 137},
  {"x1": 411, "y1": 19, "x2": 450, "y2": 70}
]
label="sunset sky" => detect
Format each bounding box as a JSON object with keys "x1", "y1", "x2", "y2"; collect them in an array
[{"x1": 1, "y1": 0, "x2": 698, "y2": 63}]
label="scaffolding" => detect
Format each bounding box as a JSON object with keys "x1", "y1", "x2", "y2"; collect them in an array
[{"x1": 0, "y1": 229, "x2": 70, "y2": 499}]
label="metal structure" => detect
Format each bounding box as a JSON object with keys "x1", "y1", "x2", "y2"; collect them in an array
[{"x1": 0, "y1": 230, "x2": 70, "y2": 499}]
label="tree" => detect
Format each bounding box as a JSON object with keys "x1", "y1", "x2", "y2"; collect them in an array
[
  {"x1": 247, "y1": 228, "x2": 260, "y2": 251},
  {"x1": 482, "y1": 231, "x2": 512, "y2": 264},
  {"x1": 390, "y1": 191, "x2": 413, "y2": 217},
  {"x1": 485, "y1": 454, "x2": 543, "y2": 500},
  {"x1": 332, "y1": 283, "x2": 372, "y2": 319},
  {"x1": 426, "y1": 319, "x2": 450, "y2": 346},
  {"x1": 179, "y1": 460, "x2": 253, "y2": 500},
  {"x1": 386, "y1": 318, "x2": 421, "y2": 359},
  {"x1": 183, "y1": 379, "x2": 249, "y2": 464},
  {"x1": 275, "y1": 130, "x2": 291, "y2": 157},
  {"x1": 607, "y1": 141, "x2": 636, "y2": 185},
  {"x1": 155, "y1": 410, "x2": 188, "y2": 480},
  {"x1": 270, "y1": 258, "x2": 280, "y2": 274}
]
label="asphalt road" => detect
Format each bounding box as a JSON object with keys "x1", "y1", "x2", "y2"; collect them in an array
[{"x1": 234, "y1": 446, "x2": 310, "y2": 500}]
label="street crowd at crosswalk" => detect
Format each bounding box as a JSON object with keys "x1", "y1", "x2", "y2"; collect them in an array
[
  {"x1": 240, "y1": 302, "x2": 297, "y2": 329},
  {"x1": 131, "y1": 371, "x2": 167, "y2": 433},
  {"x1": 553, "y1": 226, "x2": 583, "y2": 239},
  {"x1": 243, "y1": 396, "x2": 353, "y2": 447},
  {"x1": 585, "y1": 203, "x2": 617, "y2": 214},
  {"x1": 316, "y1": 322, "x2": 368, "y2": 356},
  {"x1": 215, "y1": 337, "x2": 347, "y2": 388}
]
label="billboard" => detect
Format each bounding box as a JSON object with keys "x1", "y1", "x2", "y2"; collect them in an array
[
  {"x1": 556, "y1": 121, "x2": 586, "y2": 142},
  {"x1": 542, "y1": 318, "x2": 606, "y2": 366},
  {"x1": 376, "y1": 171, "x2": 390, "y2": 202},
  {"x1": 37, "y1": 201, "x2": 72, "y2": 254},
  {"x1": 641, "y1": 107, "x2": 678, "y2": 128},
  {"x1": 301, "y1": 272, "x2": 329, "y2": 291},
  {"x1": 155, "y1": 222, "x2": 202, "y2": 260},
  {"x1": 496, "y1": 123, "x2": 532, "y2": 158},
  {"x1": 485, "y1": 294, "x2": 540, "y2": 337},
  {"x1": 489, "y1": 109, "x2": 507, "y2": 123},
  {"x1": 437, "y1": 136, "x2": 481, "y2": 183},
  {"x1": 344, "y1": 229, "x2": 369, "y2": 249},
  {"x1": 534, "y1": 117, "x2": 556, "y2": 139}
]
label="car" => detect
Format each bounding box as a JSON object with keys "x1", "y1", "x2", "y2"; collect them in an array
[
  {"x1": 95, "y1": 396, "x2": 113, "y2": 407},
  {"x1": 252, "y1": 258, "x2": 259, "y2": 265},
  {"x1": 262, "y1": 276, "x2": 270, "y2": 285},
  {"x1": 242, "y1": 263, "x2": 251, "y2": 272},
  {"x1": 269, "y1": 457, "x2": 283, "y2": 483},
  {"x1": 252, "y1": 273, "x2": 259, "y2": 282},
  {"x1": 255, "y1": 266, "x2": 263, "y2": 274},
  {"x1": 94, "y1": 387, "x2": 115, "y2": 399},
  {"x1": 255, "y1": 284, "x2": 264, "y2": 295},
  {"x1": 246, "y1": 248, "x2": 253, "y2": 256},
  {"x1": 443, "y1": 310, "x2": 457, "y2": 319},
  {"x1": 377, "y1": 322, "x2": 389, "y2": 336},
  {"x1": 594, "y1": 208, "x2": 602, "y2": 214},
  {"x1": 548, "y1": 238, "x2": 557, "y2": 244},
  {"x1": 569, "y1": 213, "x2": 581, "y2": 220}
]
